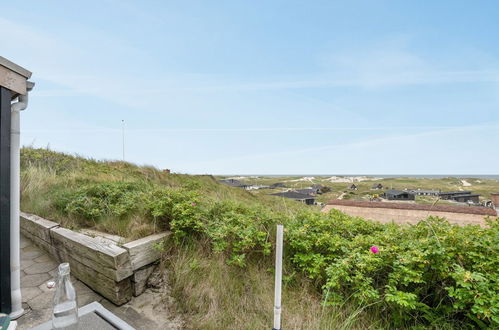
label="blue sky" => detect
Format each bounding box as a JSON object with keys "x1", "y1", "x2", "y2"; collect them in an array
[{"x1": 1, "y1": 1, "x2": 499, "y2": 174}]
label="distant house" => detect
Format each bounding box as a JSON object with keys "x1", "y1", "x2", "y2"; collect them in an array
[
  {"x1": 439, "y1": 191, "x2": 480, "y2": 204},
  {"x1": 383, "y1": 189, "x2": 415, "y2": 201},
  {"x1": 371, "y1": 183, "x2": 383, "y2": 190},
  {"x1": 270, "y1": 191, "x2": 316, "y2": 205},
  {"x1": 439, "y1": 191, "x2": 472, "y2": 200},
  {"x1": 218, "y1": 179, "x2": 249, "y2": 189},
  {"x1": 245, "y1": 185, "x2": 270, "y2": 190},
  {"x1": 312, "y1": 184, "x2": 332, "y2": 193},
  {"x1": 295, "y1": 188, "x2": 319, "y2": 196},
  {"x1": 451, "y1": 194, "x2": 480, "y2": 204},
  {"x1": 348, "y1": 184, "x2": 358, "y2": 190},
  {"x1": 269, "y1": 182, "x2": 287, "y2": 189},
  {"x1": 409, "y1": 189, "x2": 440, "y2": 196}
]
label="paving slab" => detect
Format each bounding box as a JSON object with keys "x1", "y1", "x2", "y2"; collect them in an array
[
  {"x1": 21, "y1": 287, "x2": 43, "y2": 303},
  {"x1": 18, "y1": 308, "x2": 52, "y2": 329},
  {"x1": 21, "y1": 246, "x2": 44, "y2": 260},
  {"x1": 20, "y1": 236, "x2": 31, "y2": 248},
  {"x1": 21, "y1": 273, "x2": 50, "y2": 288},
  {"x1": 24, "y1": 261, "x2": 58, "y2": 275},
  {"x1": 33, "y1": 254, "x2": 52, "y2": 263},
  {"x1": 28, "y1": 292, "x2": 54, "y2": 310},
  {"x1": 20, "y1": 259, "x2": 35, "y2": 270},
  {"x1": 48, "y1": 268, "x2": 57, "y2": 277}
]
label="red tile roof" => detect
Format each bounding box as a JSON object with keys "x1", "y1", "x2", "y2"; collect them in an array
[{"x1": 326, "y1": 199, "x2": 497, "y2": 216}]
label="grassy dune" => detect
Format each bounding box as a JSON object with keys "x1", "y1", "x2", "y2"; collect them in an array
[
  {"x1": 21, "y1": 148, "x2": 498, "y2": 329},
  {"x1": 20, "y1": 147, "x2": 309, "y2": 239},
  {"x1": 20, "y1": 147, "x2": 386, "y2": 329}
]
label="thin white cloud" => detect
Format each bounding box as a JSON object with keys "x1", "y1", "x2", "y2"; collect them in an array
[
  {"x1": 2, "y1": 17, "x2": 499, "y2": 109},
  {"x1": 157, "y1": 70, "x2": 499, "y2": 92},
  {"x1": 193, "y1": 122, "x2": 499, "y2": 167}
]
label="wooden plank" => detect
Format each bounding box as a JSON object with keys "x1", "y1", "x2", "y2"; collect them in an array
[
  {"x1": 79, "y1": 229, "x2": 125, "y2": 245},
  {"x1": 0, "y1": 65, "x2": 26, "y2": 95},
  {"x1": 123, "y1": 232, "x2": 169, "y2": 271},
  {"x1": 131, "y1": 264, "x2": 156, "y2": 296},
  {"x1": 0, "y1": 87, "x2": 11, "y2": 313},
  {"x1": 20, "y1": 212, "x2": 59, "y2": 243},
  {"x1": 51, "y1": 227, "x2": 132, "y2": 282},
  {"x1": 57, "y1": 250, "x2": 132, "y2": 305}
]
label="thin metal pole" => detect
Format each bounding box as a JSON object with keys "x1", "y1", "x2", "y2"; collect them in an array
[
  {"x1": 273, "y1": 224, "x2": 283, "y2": 330},
  {"x1": 121, "y1": 120, "x2": 125, "y2": 161}
]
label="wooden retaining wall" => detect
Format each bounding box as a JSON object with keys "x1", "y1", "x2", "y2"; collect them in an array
[{"x1": 20, "y1": 212, "x2": 169, "y2": 305}]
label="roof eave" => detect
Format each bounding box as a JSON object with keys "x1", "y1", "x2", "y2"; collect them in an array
[{"x1": 0, "y1": 56, "x2": 32, "y2": 78}]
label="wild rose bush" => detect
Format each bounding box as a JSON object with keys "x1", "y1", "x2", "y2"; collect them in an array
[
  {"x1": 203, "y1": 201, "x2": 275, "y2": 266},
  {"x1": 149, "y1": 198, "x2": 276, "y2": 267},
  {"x1": 287, "y1": 210, "x2": 499, "y2": 327},
  {"x1": 161, "y1": 202, "x2": 498, "y2": 327},
  {"x1": 144, "y1": 188, "x2": 202, "y2": 235}
]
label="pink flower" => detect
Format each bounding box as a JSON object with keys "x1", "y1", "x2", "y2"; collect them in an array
[
  {"x1": 370, "y1": 246, "x2": 379, "y2": 254},
  {"x1": 191, "y1": 202, "x2": 197, "y2": 206}
]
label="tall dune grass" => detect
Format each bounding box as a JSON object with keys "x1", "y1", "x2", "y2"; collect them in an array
[
  {"x1": 165, "y1": 241, "x2": 386, "y2": 330},
  {"x1": 20, "y1": 147, "x2": 308, "y2": 238}
]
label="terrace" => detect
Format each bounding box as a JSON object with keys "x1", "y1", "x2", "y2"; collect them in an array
[{"x1": 16, "y1": 234, "x2": 178, "y2": 329}]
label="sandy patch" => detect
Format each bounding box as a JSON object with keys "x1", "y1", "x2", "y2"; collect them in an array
[
  {"x1": 325, "y1": 176, "x2": 382, "y2": 183},
  {"x1": 287, "y1": 176, "x2": 316, "y2": 182},
  {"x1": 461, "y1": 180, "x2": 472, "y2": 187}
]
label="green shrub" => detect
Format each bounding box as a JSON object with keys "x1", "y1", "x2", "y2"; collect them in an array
[
  {"x1": 151, "y1": 197, "x2": 498, "y2": 327},
  {"x1": 159, "y1": 199, "x2": 277, "y2": 267},
  {"x1": 287, "y1": 211, "x2": 499, "y2": 327},
  {"x1": 54, "y1": 181, "x2": 146, "y2": 221},
  {"x1": 203, "y1": 201, "x2": 275, "y2": 266},
  {"x1": 144, "y1": 188, "x2": 202, "y2": 235}
]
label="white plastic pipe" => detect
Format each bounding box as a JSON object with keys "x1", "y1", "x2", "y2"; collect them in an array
[
  {"x1": 273, "y1": 224, "x2": 283, "y2": 330},
  {"x1": 10, "y1": 82, "x2": 34, "y2": 319}
]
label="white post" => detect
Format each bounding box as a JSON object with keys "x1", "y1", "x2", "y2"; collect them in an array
[
  {"x1": 10, "y1": 106, "x2": 23, "y2": 319},
  {"x1": 273, "y1": 224, "x2": 283, "y2": 330}
]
